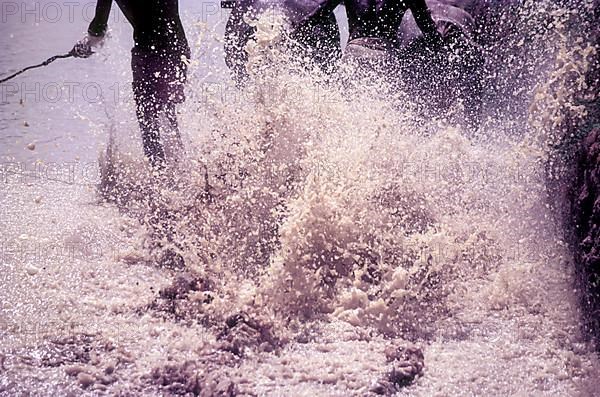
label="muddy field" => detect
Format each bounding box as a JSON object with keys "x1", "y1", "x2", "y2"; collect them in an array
[{"x1": 1, "y1": 0, "x2": 599, "y2": 395}]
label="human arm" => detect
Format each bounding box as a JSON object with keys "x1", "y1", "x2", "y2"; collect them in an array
[
  {"x1": 408, "y1": 0, "x2": 442, "y2": 45},
  {"x1": 88, "y1": 0, "x2": 113, "y2": 36},
  {"x1": 72, "y1": 0, "x2": 112, "y2": 58}
]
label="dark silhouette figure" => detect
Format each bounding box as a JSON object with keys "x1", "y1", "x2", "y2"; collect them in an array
[
  {"x1": 73, "y1": 0, "x2": 191, "y2": 168},
  {"x1": 301, "y1": 0, "x2": 442, "y2": 53},
  {"x1": 72, "y1": 0, "x2": 191, "y2": 267}
]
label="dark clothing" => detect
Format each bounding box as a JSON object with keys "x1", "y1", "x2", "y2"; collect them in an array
[
  {"x1": 87, "y1": 0, "x2": 190, "y2": 167},
  {"x1": 88, "y1": 0, "x2": 189, "y2": 55},
  {"x1": 131, "y1": 48, "x2": 188, "y2": 105},
  {"x1": 131, "y1": 48, "x2": 188, "y2": 164},
  {"x1": 301, "y1": 0, "x2": 441, "y2": 48}
]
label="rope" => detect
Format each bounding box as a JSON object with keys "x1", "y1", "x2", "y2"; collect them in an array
[{"x1": 0, "y1": 51, "x2": 75, "y2": 84}]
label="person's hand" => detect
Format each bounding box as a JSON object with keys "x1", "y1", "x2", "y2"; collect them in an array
[{"x1": 71, "y1": 34, "x2": 105, "y2": 58}]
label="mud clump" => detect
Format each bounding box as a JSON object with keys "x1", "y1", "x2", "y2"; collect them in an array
[
  {"x1": 16, "y1": 333, "x2": 128, "y2": 391},
  {"x1": 147, "y1": 272, "x2": 215, "y2": 321},
  {"x1": 159, "y1": 273, "x2": 210, "y2": 300},
  {"x1": 147, "y1": 276, "x2": 282, "y2": 359},
  {"x1": 384, "y1": 344, "x2": 425, "y2": 382},
  {"x1": 148, "y1": 360, "x2": 237, "y2": 396},
  {"x1": 149, "y1": 361, "x2": 202, "y2": 395},
  {"x1": 39, "y1": 334, "x2": 112, "y2": 368},
  {"x1": 217, "y1": 312, "x2": 281, "y2": 356},
  {"x1": 371, "y1": 344, "x2": 425, "y2": 395}
]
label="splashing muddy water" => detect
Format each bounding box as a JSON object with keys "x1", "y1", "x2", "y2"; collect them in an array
[{"x1": 1, "y1": 0, "x2": 599, "y2": 395}]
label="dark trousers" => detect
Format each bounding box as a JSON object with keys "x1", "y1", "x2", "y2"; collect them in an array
[{"x1": 131, "y1": 47, "x2": 189, "y2": 167}]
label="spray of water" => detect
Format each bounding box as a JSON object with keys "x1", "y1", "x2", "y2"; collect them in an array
[{"x1": 2, "y1": 0, "x2": 599, "y2": 395}]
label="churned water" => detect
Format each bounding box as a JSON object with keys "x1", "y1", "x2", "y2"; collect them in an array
[{"x1": 1, "y1": 0, "x2": 599, "y2": 395}]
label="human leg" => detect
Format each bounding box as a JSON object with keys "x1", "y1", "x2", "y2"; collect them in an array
[
  {"x1": 162, "y1": 102, "x2": 185, "y2": 161},
  {"x1": 134, "y1": 95, "x2": 166, "y2": 168}
]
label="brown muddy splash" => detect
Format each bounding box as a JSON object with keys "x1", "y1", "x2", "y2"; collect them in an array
[{"x1": 2, "y1": 1, "x2": 600, "y2": 396}]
